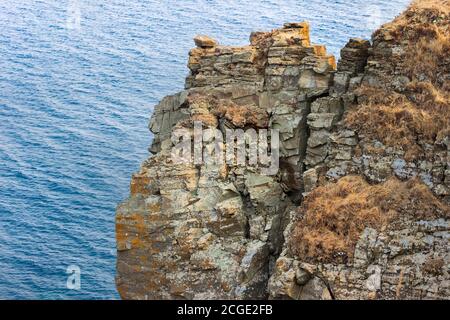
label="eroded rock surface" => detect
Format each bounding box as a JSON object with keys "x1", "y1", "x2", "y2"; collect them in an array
[
  {"x1": 269, "y1": 1, "x2": 450, "y2": 300},
  {"x1": 117, "y1": 0, "x2": 449, "y2": 300},
  {"x1": 117, "y1": 23, "x2": 335, "y2": 299}
]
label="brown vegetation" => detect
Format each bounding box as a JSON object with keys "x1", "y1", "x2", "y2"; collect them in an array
[
  {"x1": 214, "y1": 102, "x2": 269, "y2": 128},
  {"x1": 381, "y1": 0, "x2": 450, "y2": 88},
  {"x1": 345, "y1": 0, "x2": 449, "y2": 159},
  {"x1": 346, "y1": 85, "x2": 448, "y2": 160},
  {"x1": 422, "y1": 257, "x2": 445, "y2": 275},
  {"x1": 290, "y1": 176, "x2": 449, "y2": 263}
]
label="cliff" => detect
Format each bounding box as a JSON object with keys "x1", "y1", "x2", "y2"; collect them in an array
[{"x1": 116, "y1": 0, "x2": 449, "y2": 300}]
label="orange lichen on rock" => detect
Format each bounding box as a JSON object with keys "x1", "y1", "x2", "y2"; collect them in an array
[
  {"x1": 116, "y1": 213, "x2": 147, "y2": 251},
  {"x1": 214, "y1": 102, "x2": 269, "y2": 128},
  {"x1": 130, "y1": 172, "x2": 152, "y2": 195},
  {"x1": 290, "y1": 176, "x2": 449, "y2": 263},
  {"x1": 187, "y1": 93, "x2": 220, "y2": 127}
]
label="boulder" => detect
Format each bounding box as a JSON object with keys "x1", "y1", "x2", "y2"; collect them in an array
[{"x1": 194, "y1": 35, "x2": 218, "y2": 48}]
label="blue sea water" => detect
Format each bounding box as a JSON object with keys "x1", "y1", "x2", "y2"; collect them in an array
[{"x1": 0, "y1": 0, "x2": 410, "y2": 299}]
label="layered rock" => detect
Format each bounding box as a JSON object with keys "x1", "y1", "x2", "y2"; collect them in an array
[
  {"x1": 269, "y1": 1, "x2": 450, "y2": 300},
  {"x1": 269, "y1": 176, "x2": 449, "y2": 300},
  {"x1": 117, "y1": 0, "x2": 449, "y2": 300},
  {"x1": 117, "y1": 23, "x2": 336, "y2": 299}
]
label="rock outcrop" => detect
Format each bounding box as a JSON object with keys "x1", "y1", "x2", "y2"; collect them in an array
[{"x1": 116, "y1": 0, "x2": 449, "y2": 300}]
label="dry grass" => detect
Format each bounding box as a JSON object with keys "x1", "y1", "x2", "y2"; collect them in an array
[
  {"x1": 346, "y1": 85, "x2": 448, "y2": 160},
  {"x1": 290, "y1": 176, "x2": 449, "y2": 263},
  {"x1": 379, "y1": 0, "x2": 450, "y2": 44},
  {"x1": 404, "y1": 30, "x2": 450, "y2": 86},
  {"x1": 346, "y1": 0, "x2": 449, "y2": 158},
  {"x1": 422, "y1": 257, "x2": 445, "y2": 275},
  {"x1": 411, "y1": 0, "x2": 450, "y2": 12}
]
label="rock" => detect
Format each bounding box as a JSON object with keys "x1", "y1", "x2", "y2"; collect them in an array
[
  {"x1": 194, "y1": 35, "x2": 218, "y2": 48},
  {"x1": 305, "y1": 144, "x2": 328, "y2": 166},
  {"x1": 391, "y1": 158, "x2": 415, "y2": 180},
  {"x1": 272, "y1": 23, "x2": 310, "y2": 47},
  {"x1": 303, "y1": 168, "x2": 318, "y2": 194},
  {"x1": 249, "y1": 31, "x2": 272, "y2": 46},
  {"x1": 296, "y1": 277, "x2": 332, "y2": 300},
  {"x1": 267, "y1": 257, "x2": 301, "y2": 299},
  {"x1": 330, "y1": 130, "x2": 357, "y2": 146},
  {"x1": 307, "y1": 113, "x2": 337, "y2": 129},
  {"x1": 298, "y1": 69, "x2": 331, "y2": 89},
  {"x1": 232, "y1": 49, "x2": 256, "y2": 63},
  {"x1": 308, "y1": 130, "x2": 330, "y2": 148},
  {"x1": 365, "y1": 265, "x2": 382, "y2": 292},
  {"x1": 338, "y1": 38, "x2": 370, "y2": 74},
  {"x1": 117, "y1": 3, "x2": 450, "y2": 300},
  {"x1": 332, "y1": 72, "x2": 350, "y2": 94}
]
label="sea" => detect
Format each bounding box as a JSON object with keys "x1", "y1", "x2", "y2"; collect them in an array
[{"x1": 0, "y1": 0, "x2": 410, "y2": 299}]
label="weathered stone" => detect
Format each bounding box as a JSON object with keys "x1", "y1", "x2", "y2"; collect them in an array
[
  {"x1": 232, "y1": 49, "x2": 256, "y2": 63},
  {"x1": 332, "y1": 72, "x2": 350, "y2": 94},
  {"x1": 249, "y1": 31, "x2": 272, "y2": 46},
  {"x1": 267, "y1": 256, "x2": 301, "y2": 299},
  {"x1": 303, "y1": 168, "x2": 318, "y2": 194},
  {"x1": 330, "y1": 130, "x2": 357, "y2": 146},
  {"x1": 272, "y1": 23, "x2": 310, "y2": 47},
  {"x1": 307, "y1": 113, "x2": 337, "y2": 129},
  {"x1": 305, "y1": 144, "x2": 328, "y2": 166},
  {"x1": 338, "y1": 38, "x2": 370, "y2": 74},
  {"x1": 308, "y1": 130, "x2": 330, "y2": 148},
  {"x1": 333, "y1": 146, "x2": 353, "y2": 160},
  {"x1": 194, "y1": 35, "x2": 218, "y2": 48},
  {"x1": 298, "y1": 69, "x2": 331, "y2": 89},
  {"x1": 117, "y1": 4, "x2": 450, "y2": 301},
  {"x1": 296, "y1": 277, "x2": 333, "y2": 300}
]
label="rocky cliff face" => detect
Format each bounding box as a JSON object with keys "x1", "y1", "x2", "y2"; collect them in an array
[{"x1": 116, "y1": 0, "x2": 449, "y2": 300}]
